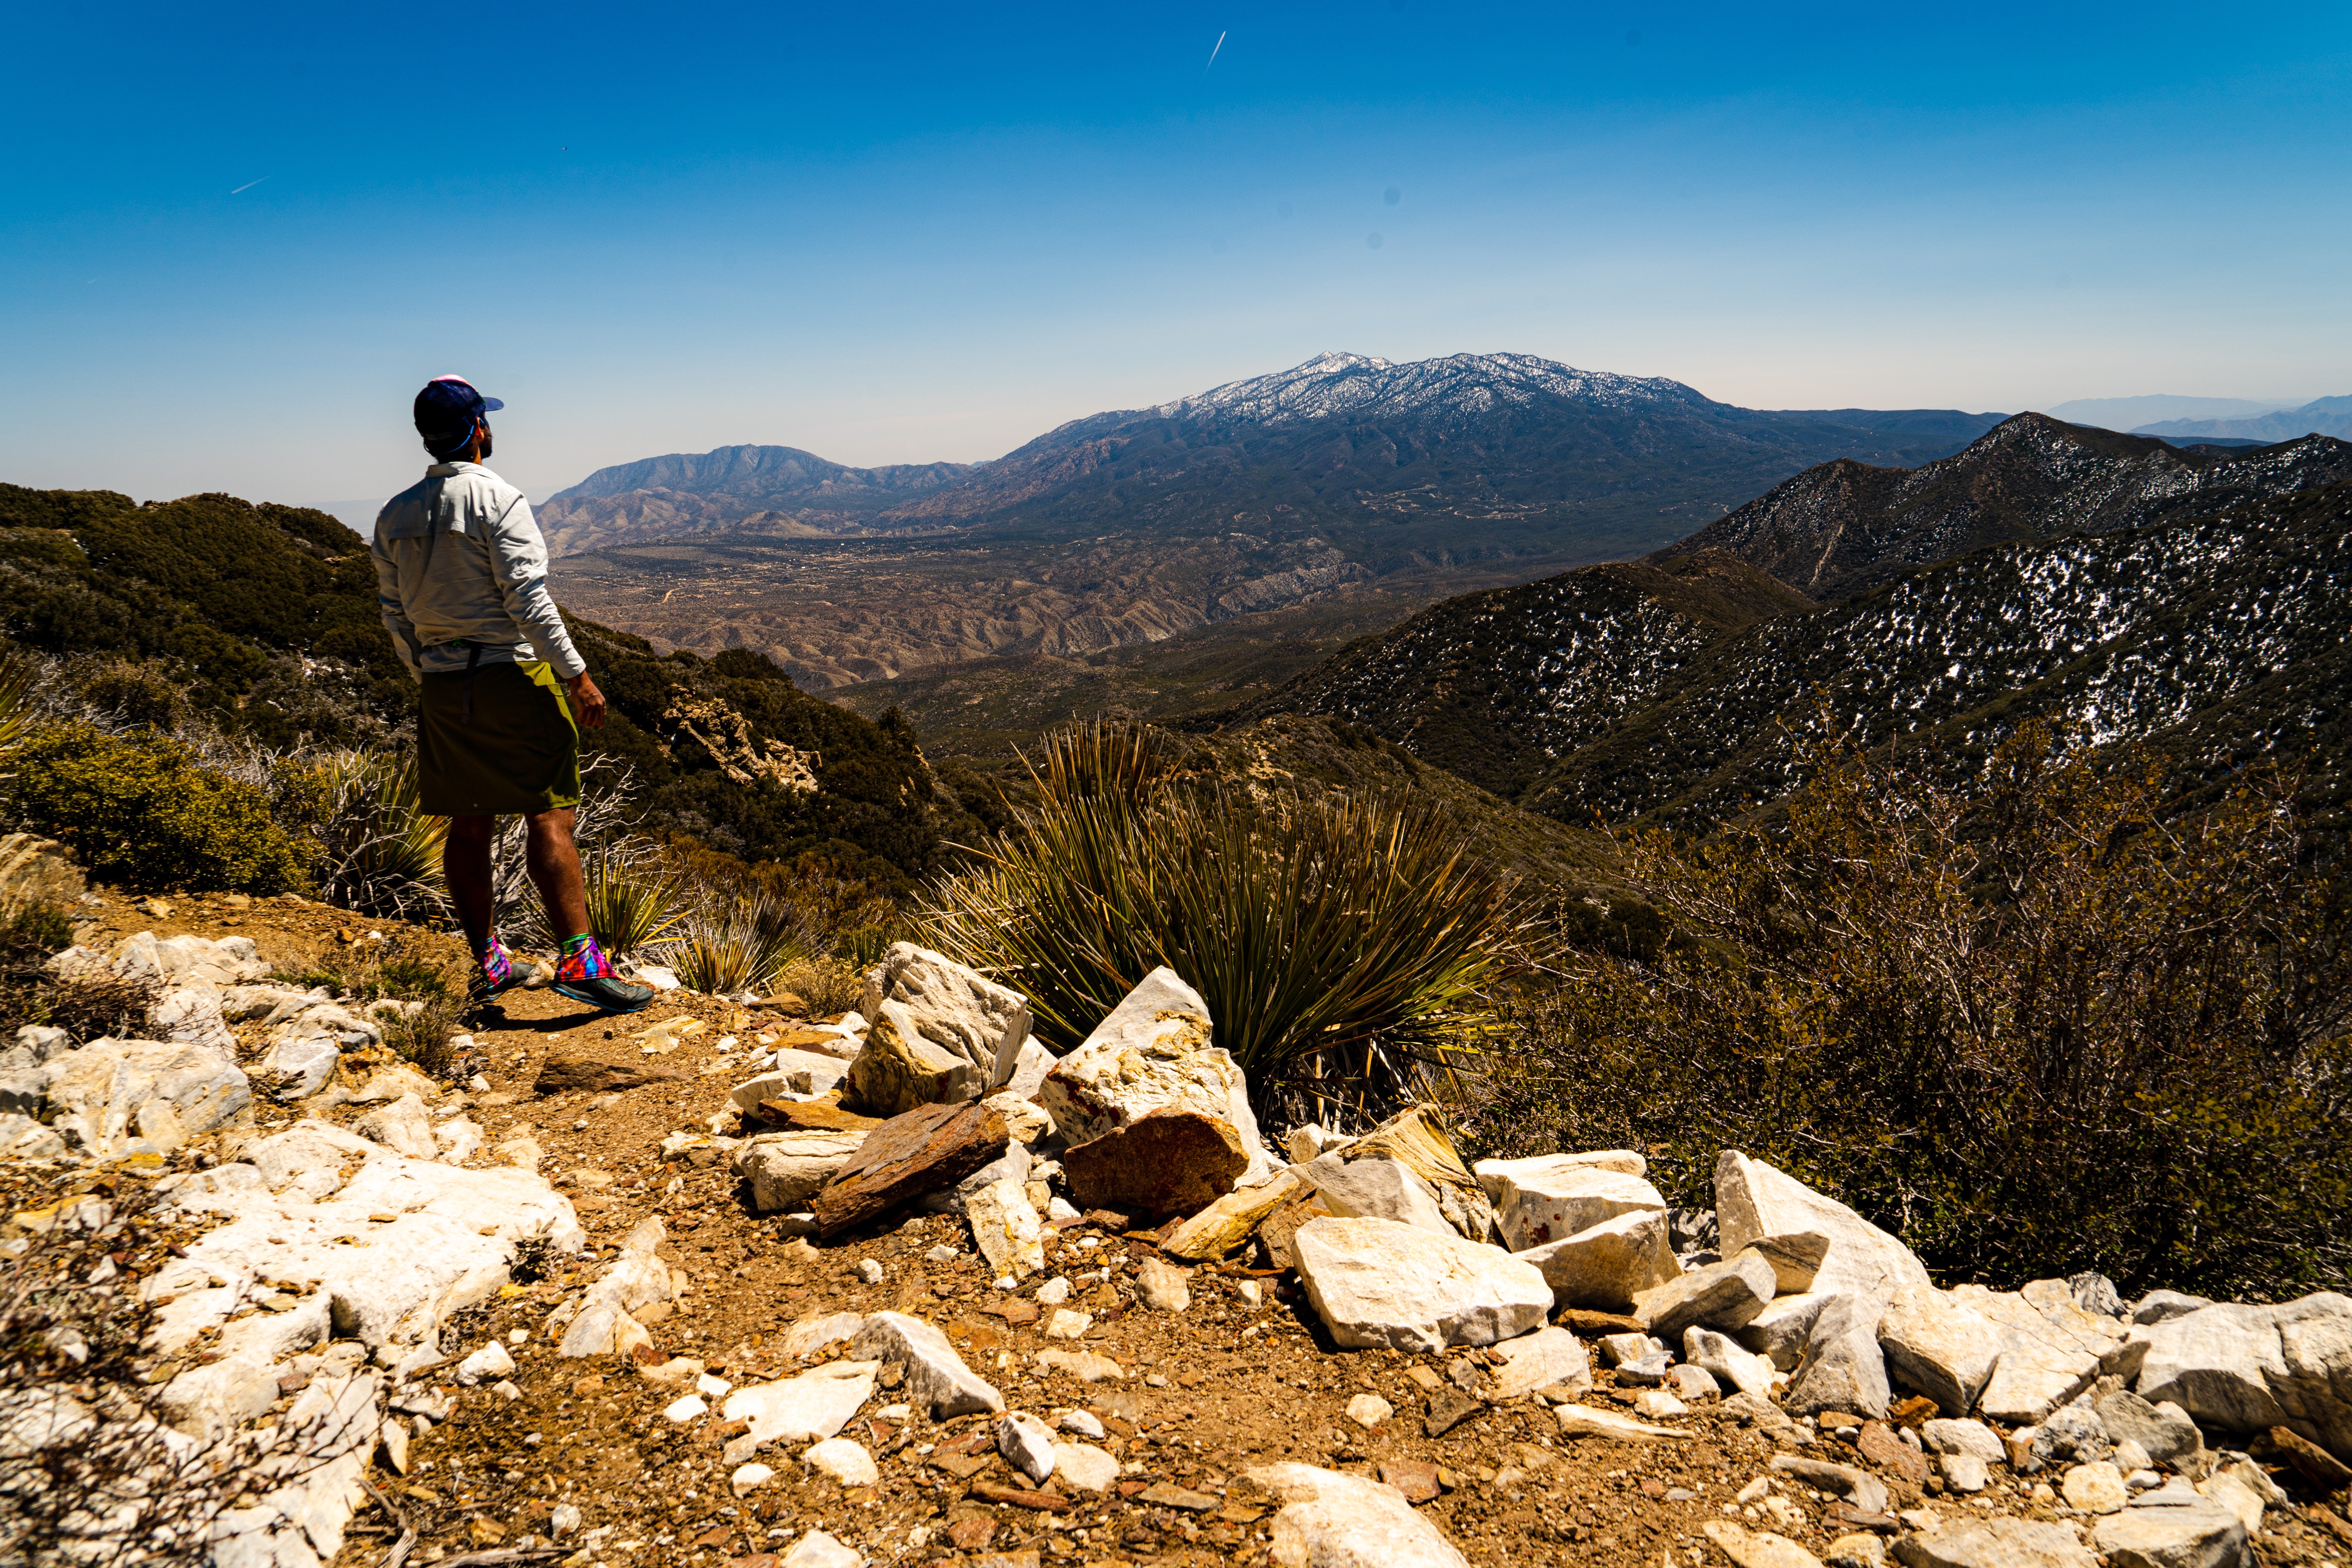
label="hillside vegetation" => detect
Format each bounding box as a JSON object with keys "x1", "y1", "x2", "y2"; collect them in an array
[{"x1": 0, "y1": 483, "x2": 995, "y2": 892}]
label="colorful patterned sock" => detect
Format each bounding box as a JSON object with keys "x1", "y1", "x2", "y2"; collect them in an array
[
  {"x1": 475, "y1": 934, "x2": 514, "y2": 991},
  {"x1": 555, "y1": 933, "x2": 612, "y2": 981}
]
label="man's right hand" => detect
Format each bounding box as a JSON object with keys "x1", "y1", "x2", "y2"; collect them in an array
[{"x1": 564, "y1": 671, "x2": 608, "y2": 730}]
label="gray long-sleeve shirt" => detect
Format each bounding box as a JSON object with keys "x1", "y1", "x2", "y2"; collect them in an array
[{"x1": 370, "y1": 462, "x2": 586, "y2": 681}]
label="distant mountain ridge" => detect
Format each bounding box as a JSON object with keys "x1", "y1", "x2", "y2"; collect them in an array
[
  {"x1": 2134, "y1": 395, "x2": 2352, "y2": 443},
  {"x1": 546, "y1": 350, "x2": 2011, "y2": 689},
  {"x1": 1647, "y1": 414, "x2": 2352, "y2": 600},
  {"x1": 536, "y1": 444, "x2": 978, "y2": 555},
  {"x1": 1245, "y1": 476, "x2": 2352, "y2": 831}
]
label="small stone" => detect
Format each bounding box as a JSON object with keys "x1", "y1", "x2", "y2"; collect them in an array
[
  {"x1": 997, "y1": 1410, "x2": 1058, "y2": 1484},
  {"x1": 1823, "y1": 1534, "x2": 1887, "y2": 1568},
  {"x1": 1036, "y1": 1348, "x2": 1124, "y2": 1382},
  {"x1": 1687, "y1": 1325, "x2": 1778, "y2": 1399},
  {"x1": 1294, "y1": 1216, "x2": 1551, "y2": 1353},
  {"x1": 1919, "y1": 1418, "x2": 2005, "y2": 1463},
  {"x1": 1668, "y1": 1364, "x2": 1722, "y2": 1401},
  {"x1": 1939, "y1": 1453, "x2": 1988, "y2": 1492},
  {"x1": 730, "y1": 1463, "x2": 775, "y2": 1495},
  {"x1": 2061, "y1": 1461, "x2": 2128, "y2": 1515},
  {"x1": 780, "y1": 1530, "x2": 862, "y2": 1568},
  {"x1": 1060, "y1": 1409, "x2": 1104, "y2": 1438},
  {"x1": 855, "y1": 1258, "x2": 884, "y2": 1285},
  {"x1": 2093, "y1": 1389, "x2": 2204, "y2": 1469},
  {"x1": 456, "y1": 1341, "x2": 516, "y2": 1386},
  {"x1": 1600, "y1": 1331, "x2": 1664, "y2": 1367},
  {"x1": 1346, "y1": 1392, "x2": 1394, "y2": 1428},
  {"x1": 1053, "y1": 1440, "x2": 1120, "y2": 1494},
  {"x1": 1858, "y1": 1420, "x2": 1930, "y2": 1485},
  {"x1": 1633, "y1": 1390, "x2": 1688, "y2": 1418},
  {"x1": 1488, "y1": 1327, "x2": 1594, "y2": 1402},
  {"x1": 965, "y1": 1176, "x2": 1047, "y2": 1282},
  {"x1": 1136, "y1": 1257, "x2": 1192, "y2": 1312},
  {"x1": 664, "y1": 1394, "x2": 709, "y2": 1424},
  {"x1": 1035, "y1": 1277, "x2": 1071, "y2": 1305},
  {"x1": 1380, "y1": 1458, "x2": 1443, "y2": 1504},
  {"x1": 1702, "y1": 1521, "x2": 1828, "y2": 1568},
  {"x1": 1044, "y1": 1308, "x2": 1092, "y2": 1339},
  {"x1": 925, "y1": 1243, "x2": 959, "y2": 1263},
  {"x1": 1556, "y1": 1405, "x2": 1691, "y2": 1442},
  {"x1": 1244, "y1": 1462, "x2": 1475, "y2": 1568},
  {"x1": 803, "y1": 1437, "x2": 878, "y2": 1486}
]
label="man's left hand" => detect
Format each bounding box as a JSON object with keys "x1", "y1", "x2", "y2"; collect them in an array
[{"x1": 565, "y1": 671, "x2": 608, "y2": 730}]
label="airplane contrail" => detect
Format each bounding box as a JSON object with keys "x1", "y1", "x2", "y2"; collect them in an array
[
  {"x1": 230, "y1": 176, "x2": 269, "y2": 194},
  {"x1": 1206, "y1": 30, "x2": 1225, "y2": 69}
]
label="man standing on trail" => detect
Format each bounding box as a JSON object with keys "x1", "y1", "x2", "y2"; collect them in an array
[{"x1": 372, "y1": 375, "x2": 652, "y2": 1016}]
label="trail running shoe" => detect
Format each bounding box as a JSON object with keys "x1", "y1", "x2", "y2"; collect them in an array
[{"x1": 552, "y1": 935, "x2": 653, "y2": 1014}]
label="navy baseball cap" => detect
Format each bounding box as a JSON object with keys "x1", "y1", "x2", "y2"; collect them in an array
[{"x1": 414, "y1": 374, "x2": 505, "y2": 458}]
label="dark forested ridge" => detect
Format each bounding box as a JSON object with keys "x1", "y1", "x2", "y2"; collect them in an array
[{"x1": 1247, "y1": 472, "x2": 2352, "y2": 831}]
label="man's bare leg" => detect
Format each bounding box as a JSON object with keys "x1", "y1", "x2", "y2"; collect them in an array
[
  {"x1": 445, "y1": 814, "x2": 499, "y2": 949},
  {"x1": 524, "y1": 807, "x2": 590, "y2": 942}
]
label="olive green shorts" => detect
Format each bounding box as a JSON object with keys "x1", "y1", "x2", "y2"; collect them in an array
[{"x1": 417, "y1": 659, "x2": 581, "y2": 816}]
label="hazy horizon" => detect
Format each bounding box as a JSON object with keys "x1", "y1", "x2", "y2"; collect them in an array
[{"x1": 5, "y1": 1, "x2": 2348, "y2": 506}]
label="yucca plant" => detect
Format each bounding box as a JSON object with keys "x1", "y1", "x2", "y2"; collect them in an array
[
  {"x1": 0, "y1": 647, "x2": 40, "y2": 762},
  {"x1": 305, "y1": 750, "x2": 448, "y2": 920},
  {"x1": 514, "y1": 838, "x2": 690, "y2": 959},
  {"x1": 923, "y1": 720, "x2": 1545, "y2": 1123},
  {"x1": 668, "y1": 891, "x2": 811, "y2": 997}
]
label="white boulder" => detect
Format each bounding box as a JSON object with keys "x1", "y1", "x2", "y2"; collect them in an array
[
  {"x1": 2130, "y1": 1291, "x2": 2352, "y2": 1464},
  {"x1": 38, "y1": 1036, "x2": 251, "y2": 1158},
  {"x1": 1515, "y1": 1209, "x2": 1682, "y2": 1312},
  {"x1": 858, "y1": 941, "x2": 1033, "y2": 1087},
  {"x1": 1244, "y1": 1462, "x2": 1471, "y2": 1568},
  {"x1": 1715, "y1": 1150, "x2": 1930, "y2": 1305},
  {"x1": 723, "y1": 1361, "x2": 880, "y2": 1450},
  {"x1": 1036, "y1": 967, "x2": 1272, "y2": 1185},
  {"x1": 1878, "y1": 1286, "x2": 2005, "y2": 1416},
  {"x1": 1292, "y1": 1216, "x2": 1552, "y2": 1354}
]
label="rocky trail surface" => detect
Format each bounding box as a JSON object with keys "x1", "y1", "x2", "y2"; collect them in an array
[{"x1": 5, "y1": 889, "x2": 2352, "y2": 1568}]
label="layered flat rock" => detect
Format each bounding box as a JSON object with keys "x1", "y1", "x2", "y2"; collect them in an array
[
  {"x1": 1784, "y1": 1297, "x2": 1893, "y2": 1419},
  {"x1": 1952, "y1": 1282, "x2": 2117, "y2": 1424},
  {"x1": 732, "y1": 1130, "x2": 868, "y2": 1214},
  {"x1": 811, "y1": 1100, "x2": 1008, "y2": 1238},
  {"x1": 1063, "y1": 1107, "x2": 1246, "y2": 1219},
  {"x1": 1489, "y1": 1326, "x2": 1594, "y2": 1401},
  {"x1": 36, "y1": 1036, "x2": 251, "y2": 1160},
  {"x1": 1160, "y1": 1170, "x2": 1308, "y2": 1262},
  {"x1": 2091, "y1": 1495, "x2": 2248, "y2": 1568},
  {"x1": 534, "y1": 1056, "x2": 688, "y2": 1094},
  {"x1": 1478, "y1": 1158, "x2": 1666, "y2": 1251},
  {"x1": 1293, "y1": 1216, "x2": 1551, "y2": 1354},
  {"x1": 1517, "y1": 1209, "x2": 1681, "y2": 1311}
]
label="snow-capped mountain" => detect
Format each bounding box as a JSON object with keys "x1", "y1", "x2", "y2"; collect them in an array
[{"x1": 1146, "y1": 350, "x2": 1708, "y2": 427}]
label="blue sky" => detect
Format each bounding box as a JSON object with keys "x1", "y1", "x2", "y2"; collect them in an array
[{"x1": 4, "y1": 2, "x2": 2348, "y2": 508}]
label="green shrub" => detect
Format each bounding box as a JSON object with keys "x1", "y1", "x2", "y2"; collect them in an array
[
  {"x1": 1475, "y1": 720, "x2": 2352, "y2": 1299},
  {"x1": 74, "y1": 659, "x2": 187, "y2": 730},
  {"x1": 924, "y1": 720, "x2": 1543, "y2": 1125},
  {"x1": 5, "y1": 724, "x2": 308, "y2": 893}
]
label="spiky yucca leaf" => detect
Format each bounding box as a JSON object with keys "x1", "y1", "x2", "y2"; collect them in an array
[
  {"x1": 309, "y1": 750, "x2": 447, "y2": 920},
  {"x1": 513, "y1": 839, "x2": 690, "y2": 958},
  {"x1": 668, "y1": 893, "x2": 810, "y2": 996},
  {"x1": 924, "y1": 720, "x2": 1542, "y2": 1122}
]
